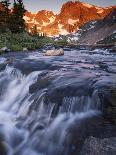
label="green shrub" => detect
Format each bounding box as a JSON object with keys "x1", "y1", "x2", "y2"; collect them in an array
[
  {"x1": 0, "y1": 42, "x2": 5, "y2": 49},
  {"x1": 0, "y1": 31, "x2": 54, "y2": 52},
  {"x1": 53, "y1": 38, "x2": 68, "y2": 47},
  {"x1": 11, "y1": 44, "x2": 23, "y2": 51}
]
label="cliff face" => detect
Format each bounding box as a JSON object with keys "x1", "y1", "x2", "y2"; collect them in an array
[
  {"x1": 24, "y1": 1, "x2": 116, "y2": 36},
  {"x1": 67, "y1": 9, "x2": 116, "y2": 45},
  {"x1": 24, "y1": 10, "x2": 56, "y2": 35}
]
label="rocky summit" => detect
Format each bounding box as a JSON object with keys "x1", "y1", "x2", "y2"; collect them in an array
[
  {"x1": 23, "y1": 1, "x2": 116, "y2": 36},
  {"x1": 67, "y1": 8, "x2": 116, "y2": 45}
]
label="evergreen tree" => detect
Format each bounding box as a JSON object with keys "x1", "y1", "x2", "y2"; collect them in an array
[
  {"x1": 0, "y1": 0, "x2": 10, "y2": 32},
  {"x1": 8, "y1": 0, "x2": 26, "y2": 33},
  {"x1": 32, "y1": 25, "x2": 38, "y2": 36}
]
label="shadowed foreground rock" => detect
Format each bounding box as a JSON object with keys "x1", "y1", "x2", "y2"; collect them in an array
[{"x1": 80, "y1": 137, "x2": 116, "y2": 155}]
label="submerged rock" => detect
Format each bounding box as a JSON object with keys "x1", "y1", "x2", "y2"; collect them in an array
[
  {"x1": 5, "y1": 57, "x2": 14, "y2": 64},
  {"x1": 44, "y1": 49, "x2": 64, "y2": 56},
  {"x1": 80, "y1": 136, "x2": 116, "y2": 155}
]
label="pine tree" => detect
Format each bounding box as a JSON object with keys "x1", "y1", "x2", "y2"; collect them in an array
[
  {"x1": 8, "y1": 0, "x2": 26, "y2": 33},
  {"x1": 0, "y1": 0, "x2": 10, "y2": 32},
  {"x1": 32, "y1": 25, "x2": 38, "y2": 36}
]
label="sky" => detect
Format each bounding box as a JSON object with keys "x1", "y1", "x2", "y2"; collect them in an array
[{"x1": 9, "y1": 0, "x2": 116, "y2": 13}]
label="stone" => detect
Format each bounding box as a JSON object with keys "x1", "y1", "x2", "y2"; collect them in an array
[
  {"x1": 5, "y1": 57, "x2": 14, "y2": 64},
  {"x1": 23, "y1": 47, "x2": 28, "y2": 51},
  {"x1": 0, "y1": 141, "x2": 7, "y2": 155},
  {"x1": 98, "y1": 87, "x2": 116, "y2": 123},
  {"x1": 0, "y1": 47, "x2": 10, "y2": 53},
  {"x1": 44, "y1": 49, "x2": 64, "y2": 56},
  {"x1": 109, "y1": 47, "x2": 116, "y2": 53},
  {"x1": 80, "y1": 136, "x2": 116, "y2": 155}
]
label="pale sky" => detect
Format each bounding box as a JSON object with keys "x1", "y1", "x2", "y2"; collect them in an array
[{"x1": 9, "y1": 0, "x2": 116, "y2": 13}]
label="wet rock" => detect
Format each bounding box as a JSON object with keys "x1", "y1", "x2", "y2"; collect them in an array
[
  {"x1": 44, "y1": 49, "x2": 64, "y2": 56},
  {"x1": 0, "y1": 64, "x2": 6, "y2": 72},
  {"x1": 98, "y1": 87, "x2": 116, "y2": 123},
  {"x1": 0, "y1": 141, "x2": 8, "y2": 155},
  {"x1": 105, "y1": 88, "x2": 116, "y2": 123},
  {"x1": 30, "y1": 78, "x2": 49, "y2": 94},
  {"x1": 60, "y1": 113, "x2": 116, "y2": 155},
  {"x1": 0, "y1": 128, "x2": 7, "y2": 155},
  {"x1": 109, "y1": 47, "x2": 116, "y2": 53},
  {"x1": 29, "y1": 71, "x2": 50, "y2": 94},
  {"x1": 80, "y1": 136, "x2": 116, "y2": 155},
  {"x1": 98, "y1": 62, "x2": 108, "y2": 70},
  {"x1": 92, "y1": 76, "x2": 116, "y2": 124},
  {"x1": 0, "y1": 47, "x2": 10, "y2": 53},
  {"x1": 5, "y1": 57, "x2": 14, "y2": 64}
]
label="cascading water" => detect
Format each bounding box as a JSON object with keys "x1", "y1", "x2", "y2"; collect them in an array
[
  {"x1": 0, "y1": 66, "x2": 42, "y2": 155},
  {"x1": 0, "y1": 48, "x2": 115, "y2": 155},
  {"x1": 0, "y1": 65, "x2": 101, "y2": 155}
]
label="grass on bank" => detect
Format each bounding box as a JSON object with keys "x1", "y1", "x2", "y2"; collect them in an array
[
  {"x1": 0, "y1": 31, "x2": 68, "y2": 52},
  {"x1": 53, "y1": 37, "x2": 68, "y2": 47}
]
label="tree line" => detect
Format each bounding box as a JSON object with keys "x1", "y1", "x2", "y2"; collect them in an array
[{"x1": 0, "y1": 0, "x2": 26, "y2": 33}]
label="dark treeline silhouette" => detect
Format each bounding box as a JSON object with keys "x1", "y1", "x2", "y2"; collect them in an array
[
  {"x1": 0, "y1": 0, "x2": 26, "y2": 33},
  {"x1": 31, "y1": 25, "x2": 47, "y2": 37}
]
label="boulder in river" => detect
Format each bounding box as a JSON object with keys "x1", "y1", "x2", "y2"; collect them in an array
[
  {"x1": 0, "y1": 47, "x2": 10, "y2": 53},
  {"x1": 80, "y1": 136, "x2": 116, "y2": 155},
  {"x1": 23, "y1": 47, "x2": 28, "y2": 52},
  {"x1": 5, "y1": 57, "x2": 14, "y2": 64},
  {"x1": 44, "y1": 49, "x2": 64, "y2": 56}
]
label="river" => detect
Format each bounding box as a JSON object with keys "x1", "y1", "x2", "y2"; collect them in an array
[{"x1": 0, "y1": 47, "x2": 116, "y2": 155}]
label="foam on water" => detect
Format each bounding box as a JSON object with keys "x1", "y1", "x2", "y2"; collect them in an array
[
  {"x1": 1, "y1": 47, "x2": 112, "y2": 155},
  {"x1": 0, "y1": 65, "x2": 100, "y2": 155}
]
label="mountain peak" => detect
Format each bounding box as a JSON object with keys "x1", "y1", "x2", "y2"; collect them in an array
[{"x1": 4, "y1": 0, "x2": 114, "y2": 36}]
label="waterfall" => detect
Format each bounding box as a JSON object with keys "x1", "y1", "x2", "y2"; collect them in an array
[{"x1": 0, "y1": 65, "x2": 101, "y2": 155}]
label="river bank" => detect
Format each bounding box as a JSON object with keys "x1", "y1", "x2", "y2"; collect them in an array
[
  {"x1": 0, "y1": 31, "x2": 69, "y2": 54},
  {"x1": 0, "y1": 32, "x2": 53, "y2": 52},
  {"x1": 0, "y1": 31, "x2": 116, "y2": 54}
]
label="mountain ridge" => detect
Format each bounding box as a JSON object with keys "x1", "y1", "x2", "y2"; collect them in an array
[
  {"x1": 67, "y1": 8, "x2": 116, "y2": 45},
  {"x1": 24, "y1": 1, "x2": 116, "y2": 36}
]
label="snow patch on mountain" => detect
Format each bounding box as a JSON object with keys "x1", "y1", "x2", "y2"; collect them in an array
[
  {"x1": 58, "y1": 24, "x2": 69, "y2": 35},
  {"x1": 95, "y1": 7, "x2": 104, "y2": 14},
  {"x1": 23, "y1": 1, "x2": 115, "y2": 36},
  {"x1": 23, "y1": 16, "x2": 30, "y2": 21},
  {"x1": 82, "y1": 3, "x2": 93, "y2": 8},
  {"x1": 34, "y1": 20, "x2": 39, "y2": 25},
  {"x1": 68, "y1": 19, "x2": 79, "y2": 25},
  {"x1": 49, "y1": 16, "x2": 56, "y2": 23},
  {"x1": 43, "y1": 21, "x2": 49, "y2": 26},
  {"x1": 97, "y1": 9, "x2": 104, "y2": 14}
]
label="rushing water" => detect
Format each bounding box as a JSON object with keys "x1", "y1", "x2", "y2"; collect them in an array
[{"x1": 0, "y1": 47, "x2": 116, "y2": 155}]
